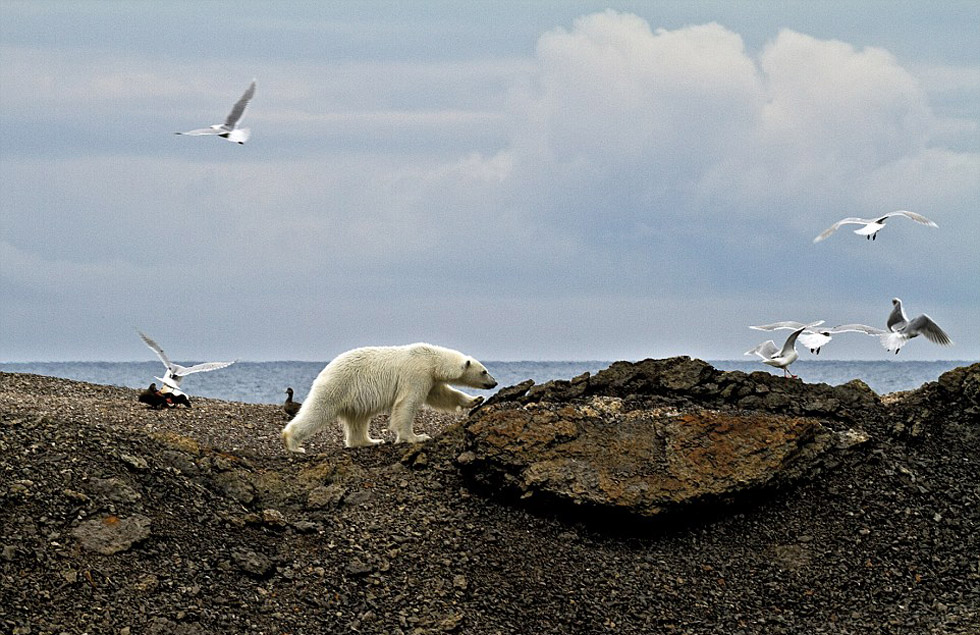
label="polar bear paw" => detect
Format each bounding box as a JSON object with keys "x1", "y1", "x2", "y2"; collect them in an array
[
  {"x1": 347, "y1": 437, "x2": 384, "y2": 448},
  {"x1": 282, "y1": 429, "x2": 307, "y2": 454},
  {"x1": 395, "y1": 432, "x2": 431, "y2": 444}
]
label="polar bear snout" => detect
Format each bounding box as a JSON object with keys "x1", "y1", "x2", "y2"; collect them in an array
[{"x1": 476, "y1": 369, "x2": 498, "y2": 389}]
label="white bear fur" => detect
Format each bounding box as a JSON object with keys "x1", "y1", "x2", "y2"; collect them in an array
[{"x1": 281, "y1": 343, "x2": 497, "y2": 452}]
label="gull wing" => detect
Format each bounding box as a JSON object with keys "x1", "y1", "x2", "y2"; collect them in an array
[
  {"x1": 155, "y1": 374, "x2": 180, "y2": 389},
  {"x1": 750, "y1": 321, "x2": 807, "y2": 332},
  {"x1": 779, "y1": 326, "x2": 808, "y2": 356},
  {"x1": 750, "y1": 320, "x2": 824, "y2": 331},
  {"x1": 746, "y1": 340, "x2": 779, "y2": 359},
  {"x1": 881, "y1": 210, "x2": 938, "y2": 228},
  {"x1": 155, "y1": 376, "x2": 187, "y2": 396},
  {"x1": 138, "y1": 331, "x2": 175, "y2": 372},
  {"x1": 829, "y1": 323, "x2": 887, "y2": 335},
  {"x1": 813, "y1": 218, "x2": 871, "y2": 243},
  {"x1": 887, "y1": 301, "x2": 908, "y2": 332},
  {"x1": 177, "y1": 360, "x2": 237, "y2": 376},
  {"x1": 906, "y1": 314, "x2": 952, "y2": 346},
  {"x1": 176, "y1": 128, "x2": 220, "y2": 136},
  {"x1": 224, "y1": 79, "x2": 256, "y2": 128}
]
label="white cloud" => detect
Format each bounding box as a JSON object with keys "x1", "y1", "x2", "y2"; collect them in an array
[
  {"x1": 755, "y1": 30, "x2": 931, "y2": 184},
  {"x1": 482, "y1": 12, "x2": 978, "y2": 238},
  {"x1": 513, "y1": 15, "x2": 762, "y2": 191},
  {"x1": 2, "y1": 9, "x2": 977, "y2": 361}
]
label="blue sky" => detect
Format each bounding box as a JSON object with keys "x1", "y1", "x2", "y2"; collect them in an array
[{"x1": 1, "y1": 1, "x2": 978, "y2": 362}]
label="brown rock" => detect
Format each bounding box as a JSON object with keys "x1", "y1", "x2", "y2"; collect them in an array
[
  {"x1": 463, "y1": 397, "x2": 854, "y2": 517},
  {"x1": 461, "y1": 357, "x2": 882, "y2": 519},
  {"x1": 72, "y1": 514, "x2": 151, "y2": 554}
]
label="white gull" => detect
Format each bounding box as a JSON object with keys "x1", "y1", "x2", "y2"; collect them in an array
[
  {"x1": 881, "y1": 298, "x2": 952, "y2": 354},
  {"x1": 751, "y1": 321, "x2": 885, "y2": 355},
  {"x1": 138, "y1": 331, "x2": 236, "y2": 396},
  {"x1": 176, "y1": 79, "x2": 256, "y2": 144},
  {"x1": 813, "y1": 210, "x2": 937, "y2": 243},
  {"x1": 745, "y1": 321, "x2": 823, "y2": 378}
]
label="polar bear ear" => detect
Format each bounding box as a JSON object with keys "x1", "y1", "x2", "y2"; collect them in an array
[{"x1": 464, "y1": 360, "x2": 471, "y2": 369}]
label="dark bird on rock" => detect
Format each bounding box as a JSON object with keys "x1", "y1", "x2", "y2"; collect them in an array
[
  {"x1": 283, "y1": 387, "x2": 301, "y2": 419},
  {"x1": 138, "y1": 382, "x2": 192, "y2": 408},
  {"x1": 138, "y1": 383, "x2": 168, "y2": 409}
]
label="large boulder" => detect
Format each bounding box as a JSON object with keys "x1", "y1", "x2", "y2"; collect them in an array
[{"x1": 459, "y1": 357, "x2": 874, "y2": 518}]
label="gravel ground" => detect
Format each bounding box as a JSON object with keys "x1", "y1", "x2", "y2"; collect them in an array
[{"x1": 1, "y1": 370, "x2": 978, "y2": 635}]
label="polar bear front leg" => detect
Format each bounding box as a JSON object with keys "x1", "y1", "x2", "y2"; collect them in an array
[
  {"x1": 343, "y1": 415, "x2": 384, "y2": 448},
  {"x1": 388, "y1": 394, "x2": 429, "y2": 444},
  {"x1": 425, "y1": 383, "x2": 482, "y2": 412}
]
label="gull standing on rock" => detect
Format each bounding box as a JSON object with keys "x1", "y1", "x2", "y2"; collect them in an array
[
  {"x1": 813, "y1": 210, "x2": 938, "y2": 243},
  {"x1": 745, "y1": 322, "x2": 823, "y2": 378},
  {"x1": 751, "y1": 321, "x2": 886, "y2": 355},
  {"x1": 880, "y1": 298, "x2": 952, "y2": 354},
  {"x1": 138, "y1": 331, "x2": 236, "y2": 396},
  {"x1": 750, "y1": 321, "x2": 830, "y2": 355},
  {"x1": 176, "y1": 79, "x2": 256, "y2": 144}
]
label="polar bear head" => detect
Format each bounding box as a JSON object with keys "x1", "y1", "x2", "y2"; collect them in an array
[{"x1": 459, "y1": 358, "x2": 498, "y2": 389}]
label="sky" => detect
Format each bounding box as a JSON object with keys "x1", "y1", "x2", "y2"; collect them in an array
[{"x1": 1, "y1": 1, "x2": 978, "y2": 363}]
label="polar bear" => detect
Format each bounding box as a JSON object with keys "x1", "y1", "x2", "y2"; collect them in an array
[{"x1": 281, "y1": 343, "x2": 497, "y2": 453}]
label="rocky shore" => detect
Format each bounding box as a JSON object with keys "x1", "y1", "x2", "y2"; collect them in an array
[{"x1": 1, "y1": 359, "x2": 978, "y2": 634}]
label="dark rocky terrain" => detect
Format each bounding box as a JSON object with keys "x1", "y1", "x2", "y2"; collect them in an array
[{"x1": 1, "y1": 359, "x2": 978, "y2": 634}]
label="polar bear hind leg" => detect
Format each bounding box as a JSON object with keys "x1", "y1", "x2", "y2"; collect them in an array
[
  {"x1": 387, "y1": 393, "x2": 430, "y2": 444},
  {"x1": 343, "y1": 414, "x2": 383, "y2": 448},
  {"x1": 425, "y1": 383, "x2": 483, "y2": 412}
]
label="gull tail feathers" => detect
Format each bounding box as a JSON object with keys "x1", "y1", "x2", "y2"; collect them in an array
[{"x1": 880, "y1": 332, "x2": 908, "y2": 352}]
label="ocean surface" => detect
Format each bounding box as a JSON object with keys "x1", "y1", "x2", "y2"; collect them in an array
[{"x1": 0, "y1": 359, "x2": 971, "y2": 405}]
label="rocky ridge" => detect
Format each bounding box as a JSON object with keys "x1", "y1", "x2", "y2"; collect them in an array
[{"x1": 1, "y1": 359, "x2": 978, "y2": 634}]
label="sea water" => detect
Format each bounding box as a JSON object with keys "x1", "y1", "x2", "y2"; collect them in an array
[{"x1": 0, "y1": 359, "x2": 970, "y2": 405}]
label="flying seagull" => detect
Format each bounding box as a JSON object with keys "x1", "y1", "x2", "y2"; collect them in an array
[
  {"x1": 813, "y1": 210, "x2": 938, "y2": 243},
  {"x1": 138, "y1": 330, "x2": 236, "y2": 395},
  {"x1": 745, "y1": 321, "x2": 823, "y2": 378},
  {"x1": 751, "y1": 321, "x2": 886, "y2": 355},
  {"x1": 176, "y1": 79, "x2": 256, "y2": 144},
  {"x1": 880, "y1": 298, "x2": 952, "y2": 354}
]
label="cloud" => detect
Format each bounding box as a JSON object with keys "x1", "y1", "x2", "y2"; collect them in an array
[
  {"x1": 497, "y1": 14, "x2": 959, "y2": 224},
  {"x1": 398, "y1": 11, "x2": 978, "y2": 357},
  {"x1": 505, "y1": 15, "x2": 763, "y2": 222},
  {"x1": 1, "y1": 9, "x2": 977, "y2": 361}
]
